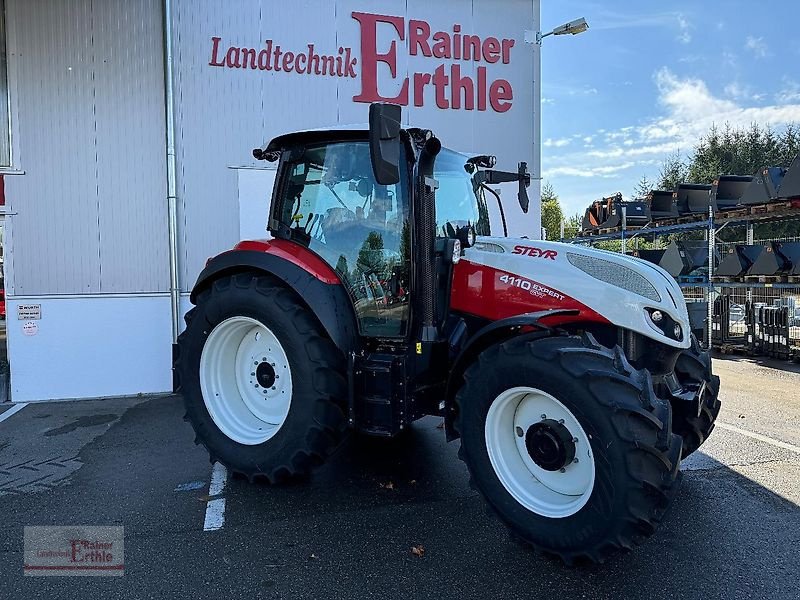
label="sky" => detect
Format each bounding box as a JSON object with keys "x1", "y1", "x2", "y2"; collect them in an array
[{"x1": 540, "y1": 0, "x2": 800, "y2": 218}]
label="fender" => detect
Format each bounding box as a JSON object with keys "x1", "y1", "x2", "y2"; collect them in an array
[
  {"x1": 444, "y1": 309, "x2": 579, "y2": 441},
  {"x1": 191, "y1": 248, "x2": 359, "y2": 354}
]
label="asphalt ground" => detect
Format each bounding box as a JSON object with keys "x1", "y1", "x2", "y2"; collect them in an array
[{"x1": 0, "y1": 354, "x2": 798, "y2": 599}]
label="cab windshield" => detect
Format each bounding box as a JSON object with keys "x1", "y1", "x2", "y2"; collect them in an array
[{"x1": 434, "y1": 149, "x2": 492, "y2": 237}]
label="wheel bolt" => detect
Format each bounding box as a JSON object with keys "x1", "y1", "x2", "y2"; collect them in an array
[
  {"x1": 271, "y1": 386, "x2": 276, "y2": 390},
  {"x1": 573, "y1": 458, "x2": 579, "y2": 464},
  {"x1": 559, "y1": 468, "x2": 566, "y2": 473},
  {"x1": 515, "y1": 426, "x2": 524, "y2": 437},
  {"x1": 251, "y1": 372, "x2": 255, "y2": 376},
  {"x1": 572, "y1": 437, "x2": 579, "y2": 443},
  {"x1": 540, "y1": 414, "x2": 547, "y2": 419},
  {"x1": 275, "y1": 375, "x2": 280, "y2": 380},
  {"x1": 558, "y1": 419, "x2": 565, "y2": 424},
  {"x1": 262, "y1": 357, "x2": 267, "y2": 361}
]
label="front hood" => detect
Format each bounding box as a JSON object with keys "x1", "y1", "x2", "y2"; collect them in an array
[{"x1": 455, "y1": 237, "x2": 691, "y2": 349}]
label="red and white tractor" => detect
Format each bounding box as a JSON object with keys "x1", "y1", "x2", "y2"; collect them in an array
[{"x1": 174, "y1": 103, "x2": 720, "y2": 563}]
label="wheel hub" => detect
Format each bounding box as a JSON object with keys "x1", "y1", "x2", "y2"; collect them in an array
[
  {"x1": 525, "y1": 419, "x2": 576, "y2": 472},
  {"x1": 255, "y1": 361, "x2": 276, "y2": 389}
]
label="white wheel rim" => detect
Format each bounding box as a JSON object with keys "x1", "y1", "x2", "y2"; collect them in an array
[
  {"x1": 200, "y1": 316, "x2": 293, "y2": 445},
  {"x1": 485, "y1": 386, "x2": 595, "y2": 518}
]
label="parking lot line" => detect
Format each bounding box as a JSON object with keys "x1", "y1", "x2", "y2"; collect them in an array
[
  {"x1": 0, "y1": 403, "x2": 28, "y2": 425},
  {"x1": 717, "y1": 421, "x2": 800, "y2": 456},
  {"x1": 203, "y1": 462, "x2": 228, "y2": 532}
]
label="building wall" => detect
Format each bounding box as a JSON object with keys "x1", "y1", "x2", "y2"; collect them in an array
[
  {"x1": 171, "y1": 0, "x2": 541, "y2": 291},
  {"x1": 3, "y1": 0, "x2": 540, "y2": 401},
  {"x1": 5, "y1": 0, "x2": 169, "y2": 295},
  {"x1": 4, "y1": 0, "x2": 172, "y2": 401}
]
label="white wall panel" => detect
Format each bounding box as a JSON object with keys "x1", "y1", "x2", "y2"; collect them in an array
[{"x1": 7, "y1": 295, "x2": 173, "y2": 401}]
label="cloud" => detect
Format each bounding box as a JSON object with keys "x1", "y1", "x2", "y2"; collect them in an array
[
  {"x1": 776, "y1": 79, "x2": 800, "y2": 104},
  {"x1": 543, "y1": 68, "x2": 800, "y2": 212},
  {"x1": 676, "y1": 14, "x2": 692, "y2": 44},
  {"x1": 589, "y1": 10, "x2": 692, "y2": 44},
  {"x1": 543, "y1": 137, "x2": 571, "y2": 148},
  {"x1": 745, "y1": 36, "x2": 768, "y2": 58}
]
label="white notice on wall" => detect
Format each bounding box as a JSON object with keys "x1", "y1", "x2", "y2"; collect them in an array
[
  {"x1": 18, "y1": 304, "x2": 42, "y2": 320},
  {"x1": 22, "y1": 321, "x2": 38, "y2": 336}
]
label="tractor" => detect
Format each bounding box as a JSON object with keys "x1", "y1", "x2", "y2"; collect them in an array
[{"x1": 174, "y1": 103, "x2": 720, "y2": 563}]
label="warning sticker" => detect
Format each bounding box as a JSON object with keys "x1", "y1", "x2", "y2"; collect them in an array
[
  {"x1": 18, "y1": 304, "x2": 42, "y2": 320},
  {"x1": 22, "y1": 321, "x2": 38, "y2": 336}
]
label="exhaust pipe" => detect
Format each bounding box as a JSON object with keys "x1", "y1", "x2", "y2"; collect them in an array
[{"x1": 416, "y1": 136, "x2": 442, "y2": 341}]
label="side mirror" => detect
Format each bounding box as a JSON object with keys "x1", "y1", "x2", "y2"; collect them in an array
[
  {"x1": 368, "y1": 103, "x2": 402, "y2": 186},
  {"x1": 518, "y1": 162, "x2": 531, "y2": 214}
]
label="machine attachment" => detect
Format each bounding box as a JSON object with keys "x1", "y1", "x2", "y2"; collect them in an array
[
  {"x1": 715, "y1": 245, "x2": 766, "y2": 278},
  {"x1": 712, "y1": 175, "x2": 754, "y2": 211},
  {"x1": 675, "y1": 183, "x2": 713, "y2": 215}
]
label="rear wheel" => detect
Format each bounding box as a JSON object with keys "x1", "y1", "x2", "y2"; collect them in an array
[
  {"x1": 175, "y1": 273, "x2": 348, "y2": 482},
  {"x1": 671, "y1": 334, "x2": 721, "y2": 457},
  {"x1": 454, "y1": 333, "x2": 682, "y2": 564}
]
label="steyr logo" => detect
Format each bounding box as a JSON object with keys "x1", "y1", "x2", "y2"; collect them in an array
[{"x1": 511, "y1": 246, "x2": 558, "y2": 260}]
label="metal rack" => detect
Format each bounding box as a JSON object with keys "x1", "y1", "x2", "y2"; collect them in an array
[{"x1": 562, "y1": 203, "x2": 800, "y2": 349}]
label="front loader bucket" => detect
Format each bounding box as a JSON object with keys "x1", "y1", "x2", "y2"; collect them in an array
[
  {"x1": 648, "y1": 190, "x2": 679, "y2": 219},
  {"x1": 747, "y1": 242, "x2": 792, "y2": 276},
  {"x1": 634, "y1": 248, "x2": 666, "y2": 265},
  {"x1": 617, "y1": 199, "x2": 651, "y2": 226},
  {"x1": 777, "y1": 153, "x2": 800, "y2": 199},
  {"x1": 739, "y1": 166, "x2": 785, "y2": 205},
  {"x1": 716, "y1": 244, "x2": 765, "y2": 277},
  {"x1": 775, "y1": 241, "x2": 800, "y2": 275},
  {"x1": 581, "y1": 194, "x2": 622, "y2": 232},
  {"x1": 659, "y1": 240, "x2": 713, "y2": 277},
  {"x1": 712, "y1": 175, "x2": 753, "y2": 210},
  {"x1": 675, "y1": 184, "x2": 713, "y2": 215}
]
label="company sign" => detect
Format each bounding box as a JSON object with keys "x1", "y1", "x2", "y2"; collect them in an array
[{"x1": 209, "y1": 11, "x2": 517, "y2": 113}]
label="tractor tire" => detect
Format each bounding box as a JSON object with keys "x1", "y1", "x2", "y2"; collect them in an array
[
  {"x1": 671, "y1": 334, "x2": 721, "y2": 458},
  {"x1": 453, "y1": 332, "x2": 682, "y2": 565},
  {"x1": 175, "y1": 273, "x2": 348, "y2": 483}
]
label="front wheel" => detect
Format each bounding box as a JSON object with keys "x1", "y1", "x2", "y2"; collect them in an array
[
  {"x1": 454, "y1": 333, "x2": 682, "y2": 564},
  {"x1": 175, "y1": 273, "x2": 349, "y2": 482},
  {"x1": 671, "y1": 334, "x2": 721, "y2": 457}
]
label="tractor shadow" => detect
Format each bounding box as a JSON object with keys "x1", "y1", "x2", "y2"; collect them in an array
[{"x1": 222, "y1": 415, "x2": 800, "y2": 599}]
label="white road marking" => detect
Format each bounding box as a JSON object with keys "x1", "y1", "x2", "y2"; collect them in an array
[
  {"x1": 203, "y1": 462, "x2": 228, "y2": 532},
  {"x1": 716, "y1": 421, "x2": 800, "y2": 456},
  {"x1": 0, "y1": 403, "x2": 28, "y2": 425}
]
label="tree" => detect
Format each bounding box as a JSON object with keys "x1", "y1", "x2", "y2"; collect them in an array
[
  {"x1": 540, "y1": 181, "x2": 564, "y2": 240},
  {"x1": 633, "y1": 174, "x2": 652, "y2": 199},
  {"x1": 657, "y1": 151, "x2": 689, "y2": 190}
]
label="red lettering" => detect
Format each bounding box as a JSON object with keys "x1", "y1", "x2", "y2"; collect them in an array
[
  {"x1": 453, "y1": 24, "x2": 462, "y2": 60},
  {"x1": 501, "y1": 38, "x2": 515, "y2": 64},
  {"x1": 273, "y1": 45, "x2": 283, "y2": 71},
  {"x1": 343, "y1": 48, "x2": 357, "y2": 78},
  {"x1": 352, "y1": 12, "x2": 409, "y2": 104},
  {"x1": 308, "y1": 44, "x2": 321, "y2": 75},
  {"x1": 490, "y1": 79, "x2": 513, "y2": 113},
  {"x1": 261, "y1": 41, "x2": 273, "y2": 71},
  {"x1": 432, "y1": 32, "x2": 451, "y2": 59},
  {"x1": 462, "y1": 35, "x2": 480, "y2": 61},
  {"x1": 209, "y1": 37, "x2": 225, "y2": 67},
  {"x1": 321, "y1": 55, "x2": 335, "y2": 75},
  {"x1": 241, "y1": 48, "x2": 257, "y2": 69},
  {"x1": 225, "y1": 47, "x2": 241, "y2": 68},
  {"x1": 512, "y1": 246, "x2": 557, "y2": 259},
  {"x1": 409, "y1": 20, "x2": 432, "y2": 56},
  {"x1": 282, "y1": 50, "x2": 295, "y2": 72},
  {"x1": 477, "y1": 66, "x2": 487, "y2": 111},
  {"x1": 295, "y1": 52, "x2": 307, "y2": 74},
  {"x1": 413, "y1": 72, "x2": 432, "y2": 107},
  {"x1": 482, "y1": 37, "x2": 500, "y2": 63},
  {"x1": 433, "y1": 64, "x2": 449, "y2": 109},
  {"x1": 336, "y1": 47, "x2": 344, "y2": 77},
  {"x1": 450, "y1": 64, "x2": 474, "y2": 110}
]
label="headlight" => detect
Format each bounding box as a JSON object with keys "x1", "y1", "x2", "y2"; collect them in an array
[{"x1": 567, "y1": 253, "x2": 661, "y2": 302}]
